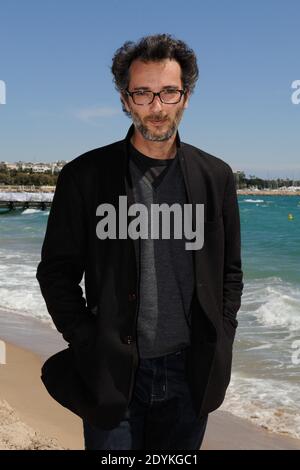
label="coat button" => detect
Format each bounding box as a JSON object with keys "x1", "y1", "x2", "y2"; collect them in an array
[
  {"x1": 128, "y1": 293, "x2": 136, "y2": 302},
  {"x1": 122, "y1": 335, "x2": 134, "y2": 344}
]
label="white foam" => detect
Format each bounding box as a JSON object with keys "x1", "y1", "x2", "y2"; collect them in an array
[
  {"x1": 22, "y1": 208, "x2": 43, "y2": 214},
  {"x1": 225, "y1": 277, "x2": 300, "y2": 439},
  {"x1": 221, "y1": 373, "x2": 300, "y2": 439},
  {"x1": 0, "y1": 250, "x2": 23, "y2": 260},
  {"x1": 0, "y1": 248, "x2": 86, "y2": 330},
  {"x1": 243, "y1": 199, "x2": 265, "y2": 203},
  {"x1": 253, "y1": 285, "x2": 300, "y2": 331},
  {"x1": 245, "y1": 343, "x2": 273, "y2": 351},
  {"x1": 240, "y1": 278, "x2": 300, "y2": 332}
]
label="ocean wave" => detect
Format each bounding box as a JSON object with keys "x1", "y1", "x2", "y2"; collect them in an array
[
  {"x1": 22, "y1": 208, "x2": 43, "y2": 215},
  {"x1": 0, "y1": 252, "x2": 86, "y2": 331},
  {"x1": 221, "y1": 373, "x2": 300, "y2": 439},
  {"x1": 0, "y1": 304, "x2": 56, "y2": 329},
  {"x1": 241, "y1": 278, "x2": 300, "y2": 331},
  {"x1": 242, "y1": 199, "x2": 265, "y2": 203},
  {"x1": 245, "y1": 343, "x2": 273, "y2": 351},
  {"x1": 253, "y1": 285, "x2": 300, "y2": 331}
]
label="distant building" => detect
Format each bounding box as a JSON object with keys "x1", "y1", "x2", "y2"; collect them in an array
[
  {"x1": 1, "y1": 160, "x2": 68, "y2": 173},
  {"x1": 4, "y1": 163, "x2": 18, "y2": 170}
]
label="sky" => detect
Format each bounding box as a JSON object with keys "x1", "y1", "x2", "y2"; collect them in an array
[{"x1": 0, "y1": 0, "x2": 300, "y2": 178}]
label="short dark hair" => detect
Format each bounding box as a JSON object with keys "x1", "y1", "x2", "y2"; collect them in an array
[{"x1": 111, "y1": 33, "x2": 199, "y2": 117}]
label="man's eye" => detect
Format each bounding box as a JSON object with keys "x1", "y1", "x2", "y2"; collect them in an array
[
  {"x1": 135, "y1": 91, "x2": 147, "y2": 96},
  {"x1": 164, "y1": 89, "x2": 178, "y2": 94}
]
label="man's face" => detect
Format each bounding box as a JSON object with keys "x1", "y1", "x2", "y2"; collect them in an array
[{"x1": 122, "y1": 59, "x2": 190, "y2": 142}]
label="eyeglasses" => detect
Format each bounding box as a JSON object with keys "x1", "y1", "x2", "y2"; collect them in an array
[{"x1": 125, "y1": 88, "x2": 186, "y2": 105}]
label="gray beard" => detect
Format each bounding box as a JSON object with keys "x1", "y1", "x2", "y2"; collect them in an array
[
  {"x1": 130, "y1": 108, "x2": 184, "y2": 142},
  {"x1": 134, "y1": 121, "x2": 176, "y2": 141}
]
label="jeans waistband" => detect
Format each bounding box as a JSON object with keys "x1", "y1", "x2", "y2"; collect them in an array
[{"x1": 169, "y1": 346, "x2": 190, "y2": 357}]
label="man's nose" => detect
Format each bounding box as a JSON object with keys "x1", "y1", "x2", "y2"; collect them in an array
[{"x1": 149, "y1": 94, "x2": 163, "y2": 111}]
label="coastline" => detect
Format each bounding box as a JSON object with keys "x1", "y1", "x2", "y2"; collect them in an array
[
  {"x1": 1, "y1": 186, "x2": 300, "y2": 196},
  {"x1": 237, "y1": 189, "x2": 300, "y2": 196},
  {"x1": 1, "y1": 309, "x2": 300, "y2": 450},
  {"x1": 0, "y1": 185, "x2": 55, "y2": 193}
]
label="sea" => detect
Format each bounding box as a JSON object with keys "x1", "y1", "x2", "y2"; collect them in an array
[{"x1": 0, "y1": 194, "x2": 299, "y2": 438}]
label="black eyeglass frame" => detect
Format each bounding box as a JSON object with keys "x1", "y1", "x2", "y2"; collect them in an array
[{"x1": 125, "y1": 88, "x2": 186, "y2": 105}]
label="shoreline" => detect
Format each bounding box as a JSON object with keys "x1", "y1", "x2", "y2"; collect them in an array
[
  {"x1": 0, "y1": 186, "x2": 300, "y2": 196},
  {"x1": 237, "y1": 189, "x2": 300, "y2": 196},
  {"x1": 1, "y1": 309, "x2": 300, "y2": 450},
  {"x1": 0, "y1": 186, "x2": 55, "y2": 193}
]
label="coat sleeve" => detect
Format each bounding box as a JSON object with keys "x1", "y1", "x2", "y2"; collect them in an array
[
  {"x1": 36, "y1": 164, "x2": 96, "y2": 344},
  {"x1": 222, "y1": 166, "x2": 244, "y2": 324}
]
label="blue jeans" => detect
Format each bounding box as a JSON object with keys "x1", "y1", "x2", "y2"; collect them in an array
[{"x1": 83, "y1": 347, "x2": 208, "y2": 450}]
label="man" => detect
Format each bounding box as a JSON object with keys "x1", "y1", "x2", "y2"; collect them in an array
[{"x1": 36, "y1": 33, "x2": 243, "y2": 450}]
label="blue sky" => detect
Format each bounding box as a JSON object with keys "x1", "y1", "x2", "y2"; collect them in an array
[{"x1": 0, "y1": 0, "x2": 299, "y2": 178}]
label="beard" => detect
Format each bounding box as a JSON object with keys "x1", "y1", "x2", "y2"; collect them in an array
[{"x1": 129, "y1": 106, "x2": 185, "y2": 142}]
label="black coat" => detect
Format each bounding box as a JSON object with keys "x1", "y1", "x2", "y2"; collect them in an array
[{"x1": 36, "y1": 124, "x2": 243, "y2": 430}]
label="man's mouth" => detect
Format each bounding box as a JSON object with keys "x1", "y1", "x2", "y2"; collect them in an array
[{"x1": 148, "y1": 118, "x2": 167, "y2": 126}]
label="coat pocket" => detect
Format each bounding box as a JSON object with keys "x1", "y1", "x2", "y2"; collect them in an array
[{"x1": 222, "y1": 315, "x2": 238, "y2": 344}]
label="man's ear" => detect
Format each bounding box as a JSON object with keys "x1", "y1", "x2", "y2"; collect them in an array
[{"x1": 183, "y1": 90, "x2": 190, "y2": 109}]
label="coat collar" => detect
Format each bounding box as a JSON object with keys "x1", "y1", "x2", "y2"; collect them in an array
[
  {"x1": 122, "y1": 123, "x2": 183, "y2": 193},
  {"x1": 121, "y1": 123, "x2": 198, "y2": 230}
]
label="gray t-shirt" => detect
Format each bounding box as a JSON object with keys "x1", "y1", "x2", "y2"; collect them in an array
[{"x1": 128, "y1": 142, "x2": 194, "y2": 359}]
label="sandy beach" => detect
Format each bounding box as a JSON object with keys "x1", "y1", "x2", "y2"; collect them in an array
[
  {"x1": 0, "y1": 342, "x2": 83, "y2": 450},
  {"x1": 237, "y1": 189, "x2": 300, "y2": 196},
  {"x1": 1, "y1": 314, "x2": 300, "y2": 450}
]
